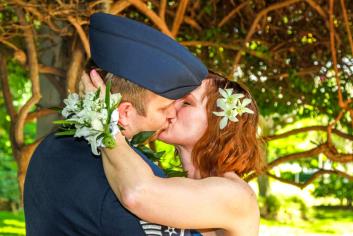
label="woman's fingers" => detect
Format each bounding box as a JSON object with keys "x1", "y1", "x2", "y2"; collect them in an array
[
  {"x1": 90, "y1": 69, "x2": 106, "y2": 90},
  {"x1": 81, "y1": 71, "x2": 97, "y2": 92},
  {"x1": 78, "y1": 71, "x2": 96, "y2": 96}
]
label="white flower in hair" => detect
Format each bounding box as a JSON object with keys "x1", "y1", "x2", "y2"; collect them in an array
[
  {"x1": 213, "y1": 88, "x2": 254, "y2": 129},
  {"x1": 218, "y1": 88, "x2": 244, "y2": 106},
  {"x1": 235, "y1": 98, "x2": 254, "y2": 115},
  {"x1": 213, "y1": 107, "x2": 239, "y2": 130}
]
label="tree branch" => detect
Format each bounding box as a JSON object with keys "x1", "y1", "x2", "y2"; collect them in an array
[
  {"x1": 218, "y1": 2, "x2": 248, "y2": 28},
  {"x1": 66, "y1": 42, "x2": 84, "y2": 93},
  {"x1": 230, "y1": 0, "x2": 301, "y2": 75},
  {"x1": 264, "y1": 125, "x2": 353, "y2": 142},
  {"x1": 323, "y1": 145, "x2": 353, "y2": 163},
  {"x1": 0, "y1": 55, "x2": 16, "y2": 121},
  {"x1": 25, "y1": 108, "x2": 57, "y2": 122},
  {"x1": 340, "y1": 0, "x2": 353, "y2": 57},
  {"x1": 150, "y1": 0, "x2": 202, "y2": 31},
  {"x1": 181, "y1": 40, "x2": 271, "y2": 62},
  {"x1": 171, "y1": 0, "x2": 189, "y2": 37},
  {"x1": 127, "y1": 0, "x2": 173, "y2": 37},
  {"x1": 110, "y1": 0, "x2": 132, "y2": 14},
  {"x1": 38, "y1": 64, "x2": 65, "y2": 77},
  {"x1": 67, "y1": 16, "x2": 90, "y2": 57},
  {"x1": 266, "y1": 169, "x2": 353, "y2": 189},
  {"x1": 159, "y1": 0, "x2": 167, "y2": 22},
  {"x1": 267, "y1": 144, "x2": 326, "y2": 169},
  {"x1": 14, "y1": 7, "x2": 41, "y2": 147},
  {"x1": 329, "y1": 0, "x2": 344, "y2": 108}
]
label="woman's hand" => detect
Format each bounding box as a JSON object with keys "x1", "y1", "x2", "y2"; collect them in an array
[{"x1": 79, "y1": 69, "x2": 106, "y2": 96}]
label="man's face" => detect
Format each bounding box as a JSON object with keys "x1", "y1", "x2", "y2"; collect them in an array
[
  {"x1": 126, "y1": 91, "x2": 176, "y2": 138},
  {"x1": 158, "y1": 81, "x2": 209, "y2": 147}
]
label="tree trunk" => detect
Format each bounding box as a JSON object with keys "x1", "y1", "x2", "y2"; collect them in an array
[{"x1": 36, "y1": 25, "x2": 65, "y2": 139}]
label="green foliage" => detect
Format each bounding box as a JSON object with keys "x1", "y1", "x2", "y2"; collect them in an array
[
  {"x1": 313, "y1": 175, "x2": 353, "y2": 206},
  {"x1": 0, "y1": 156, "x2": 18, "y2": 204},
  {"x1": 259, "y1": 194, "x2": 281, "y2": 219},
  {"x1": 259, "y1": 194, "x2": 310, "y2": 222},
  {"x1": 0, "y1": 60, "x2": 35, "y2": 205}
]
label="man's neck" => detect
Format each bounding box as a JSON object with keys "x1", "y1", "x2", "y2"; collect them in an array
[{"x1": 175, "y1": 145, "x2": 200, "y2": 179}]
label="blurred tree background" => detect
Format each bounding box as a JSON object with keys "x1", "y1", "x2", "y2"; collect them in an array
[{"x1": 0, "y1": 0, "x2": 352, "y2": 235}]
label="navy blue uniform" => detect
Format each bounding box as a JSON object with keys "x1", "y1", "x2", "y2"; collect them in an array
[{"x1": 24, "y1": 134, "x2": 192, "y2": 236}]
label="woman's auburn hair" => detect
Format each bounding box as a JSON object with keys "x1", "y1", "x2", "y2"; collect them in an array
[{"x1": 191, "y1": 72, "x2": 265, "y2": 178}]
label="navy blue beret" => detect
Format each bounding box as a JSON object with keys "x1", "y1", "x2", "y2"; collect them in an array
[{"x1": 89, "y1": 13, "x2": 207, "y2": 99}]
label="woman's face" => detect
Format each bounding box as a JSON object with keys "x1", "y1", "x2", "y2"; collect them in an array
[{"x1": 158, "y1": 80, "x2": 209, "y2": 147}]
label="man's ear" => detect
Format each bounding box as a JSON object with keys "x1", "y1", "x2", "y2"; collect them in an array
[{"x1": 117, "y1": 102, "x2": 135, "y2": 127}]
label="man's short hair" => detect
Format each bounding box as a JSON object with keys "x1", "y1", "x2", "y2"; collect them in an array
[{"x1": 85, "y1": 59, "x2": 148, "y2": 115}]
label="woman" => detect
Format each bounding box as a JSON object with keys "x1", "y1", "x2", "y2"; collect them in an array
[{"x1": 83, "y1": 71, "x2": 264, "y2": 236}]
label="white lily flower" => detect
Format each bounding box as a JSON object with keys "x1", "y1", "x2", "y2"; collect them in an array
[
  {"x1": 87, "y1": 133, "x2": 102, "y2": 155},
  {"x1": 111, "y1": 109, "x2": 119, "y2": 123},
  {"x1": 62, "y1": 93, "x2": 81, "y2": 118},
  {"x1": 218, "y1": 88, "x2": 244, "y2": 107},
  {"x1": 74, "y1": 127, "x2": 92, "y2": 138},
  {"x1": 235, "y1": 98, "x2": 254, "y2": 115},
  {"x1": 63, "y1": 93, "x2": 80, "y2": 107},
  {"x1": 213, "y1": 88, "x2": 253, "y2": 129},
  {"x1": 111, "y1": 93, "x2": 122, "y2": 105},
  {"x1": 213, "y1": 108, "x2": 239, "y2": 129},
  {"x1": 91, "y1": 118, "x2": 104, "y2": 132},
  {"x1": 57, "y1": 89, "x2": 122, "y2": 155}
]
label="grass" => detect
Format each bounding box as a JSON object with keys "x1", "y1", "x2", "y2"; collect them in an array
[
  {"x1": 0, "y1": 211, "x2": 25, "y2": 236},
  {"x1": 260, "y1": 207, "x2": 353, "y2": 236},
  {"x1": 0, "y1": 207, "x2": 352, "y2": 235}
]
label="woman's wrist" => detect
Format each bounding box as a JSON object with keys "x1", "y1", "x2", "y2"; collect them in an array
[{"x1": 114, "y1": 132, "x2": 128, "y2": 145}]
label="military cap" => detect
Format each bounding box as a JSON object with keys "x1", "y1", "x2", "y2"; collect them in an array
[{"x1": 89, "y1": 12, "x2": 207, "y2": 99}]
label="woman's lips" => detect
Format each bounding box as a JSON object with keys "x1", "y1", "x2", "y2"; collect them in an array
[{"x1": 156, "y1": 121, "x2": 173, "y2": 139}]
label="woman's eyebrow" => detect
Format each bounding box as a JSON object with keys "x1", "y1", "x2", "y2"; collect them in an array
[{"x1": 186, "y1": 94, "x2": 197, "y2": 103}]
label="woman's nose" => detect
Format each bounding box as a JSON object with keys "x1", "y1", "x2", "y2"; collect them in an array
[{"x1": 174, "y1": 99, "x2": 184, "y2": 111}]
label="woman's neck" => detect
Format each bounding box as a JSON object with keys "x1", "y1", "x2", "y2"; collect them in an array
[{"x1": 175, "y1": 145, "x2": 200, "y2": 179}]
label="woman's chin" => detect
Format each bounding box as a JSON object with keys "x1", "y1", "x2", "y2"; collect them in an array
[
  {"x1": 157, "y1": 129, "x2": 176, "y2": 144},
  {"x1": 157, "y1": 130, "x2": 169, "y2": 142}
]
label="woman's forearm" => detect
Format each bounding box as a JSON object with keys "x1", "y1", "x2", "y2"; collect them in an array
[
  {"x1": 102, "y1": 135, "x2": 155, "y2": 207},
  {"x1": 101, "y1": 135, "x2": 257, "y2": 231}
]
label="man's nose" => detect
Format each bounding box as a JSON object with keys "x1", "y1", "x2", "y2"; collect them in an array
[{"x1": 166, "y1": 103, "x2": 177, "y2": 119}]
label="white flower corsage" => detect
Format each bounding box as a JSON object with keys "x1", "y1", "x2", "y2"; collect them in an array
[
  {"x1": 213, "y1": 88, "x2": 254, "y2": 129},
  {"x1": 54, "y1": 80, "x2": 121, "y2": 155}
]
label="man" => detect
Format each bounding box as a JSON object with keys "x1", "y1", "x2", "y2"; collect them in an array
[{"x1": 24, "y1": 13, "x2": 207, "y2": 236}]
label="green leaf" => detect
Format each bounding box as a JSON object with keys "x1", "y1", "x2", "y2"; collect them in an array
[
  {"x1": 154, "y1": 151, "x2": 166, "y2": 159},
  {"x1": 130, "y1": 131, "x2": 155, "y2": 145},
  {"x1": 52, "y1": 120, "x2": 77, "y2": 125},
  {"x1": 105, "y1": 80, "x2": 112, "y2": 133},
  {"x1": 94, "y1": 87, "x2": 101, "y2": 100},
  {"x1": 103, "y1": 134, "x2": 116, "y2": 148},
  {"x1": 164, "y1": 169, "x2": 187, "y2": 177},
  {"x1": 136, "y1": 146, "x2": 163, "y2": 162},
  {"x1": 105, "y1": 79, "x2": 112, "y2": 111},
  {"x1": 48, "y1": 106, "x2": 63, "y2": 112},
  {"x1": 55, "y1": 129, "x2": 76, "y2": 136}
]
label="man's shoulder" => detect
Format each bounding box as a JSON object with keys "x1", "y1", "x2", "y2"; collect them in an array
[
  {"x1": 28, "y1": 132, "x2": 104, "y2": 184},
  {"x1": 38, "y1": 133, "x2": 89, "y2": 153}
]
